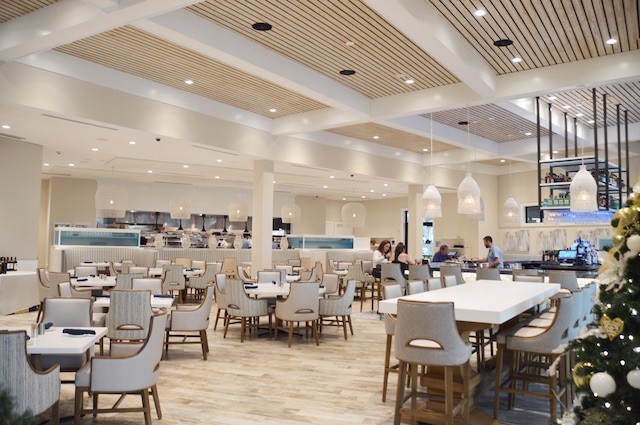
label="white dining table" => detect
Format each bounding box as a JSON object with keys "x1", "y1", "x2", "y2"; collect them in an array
[
  {"x1": 148, "y1": 267, "x2": 202, "y2": 277},
  {"x1": 378, "y1": 280, "x2": 560, "y2": 325},
  {"x1": 71, "y1": 276, "x2": 117, "y2": 288},
  {"x1": 1, "y1": 326, "x2": 108, "y2": 355},
  {"x1": 243, "y1": 282, "x2": 326, "y2": 298},
  {"x1": 93, "y1": 295, "x2": 175, "y2": 309}
]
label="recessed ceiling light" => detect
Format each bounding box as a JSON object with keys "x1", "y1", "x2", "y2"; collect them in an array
[
  {"x1": 43, "y1": 163, "x2": 49, "y2": 166},
  {"x1": 68, "y1": 163, "x2": 74, "y2": 167},
  {"x1": 361, "y1": 195, "x2": 366, "y2": 199},
  {"x1": 548, "y1": 96, "x2": 557, "y2": 100},
  {"x1": 1, "y1": 124, "x2": 10, "y2": 129},
  {"x1": 183, "y1": 165, "x2": 189, "y2": 168},
  {"x1": 493, "y1": 39, "x2": 513, "y2": 47},
  {"x1": 252, "y1": 22, "x2": 272, "y2": 31},
  {"x1": 329, "y1": 175, "x2": 335, "y2": 179},
  {"x1": 382, "y1": 193, "x2": 387, "y2": 197},
  {"x1": 563, "y1": 105, "x2": 571, "y2": 109},
  {"x1": 147, "y1": 170, "x2": 153, "y2": 173},
  {"x1": 511, "y1": 57, "x2": 522, "y2": 63},
  {"x1": 404, "y1": 78, "x2": 415, "y2": 84},
  {"x1": 214, "y1": 176, "x2": 220, "y2": 179},
  {"x1": 91, "y1": 147, "x2": 98, "y2": 151},
  {"x1": 129, "y1": 140, "x2": 136, "y2": 145},
  {"x1": 576, "y1": 113, "x2": 584, "y2": 117},
  {"x1": 269, "y1": 108, "x2": 277, "y2": 113},
  {"x1": 342, "y1": 197, "x2": 347, "y2": 201},
  {"x1": 606, "y1": 38, "x2": 617, "y2": 45},
  {"x1": 525, "y1": 132, "x2": 532, "y2": 136},
  {"x1": 345, "y1": 41, "x2": 355, "y2": 46},
  {"x1": 373, "y1": 135, "x2": 379, "y2": 140},
  {"x1": 370, "y1": 189, "x2": 374, "y2": 193},
  {"x1": 216, "y1": 159, "x2": 222, "y2": 163},
  {"x1": 587, "y1": 120, "x2": 595, "y2": 124},
  {"x1": 422, "y1": 148, "x2": 428, "y2": 152},
  {"x1": 500, "y1": 159, "x2": 506, "y2": 163},
  {"x1": 383, "y1": 183, "x2": 388, "y2": 187},
  {"x1": 184, "y1": 79, "x2": 193, "y2": 85},
  {"x1": 339, "y1": 69, "x2": 356, "y2": 76},
  {"x1": 323, "y1": 185, "x2": 328, "y2": 189},
  {"x1": 474, "y1": 9, "x2": 486, "y2": 17}
]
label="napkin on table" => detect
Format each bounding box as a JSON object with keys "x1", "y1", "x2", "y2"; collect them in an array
[{"x1": 63, "y1": 328, "x2": 96, "y2": 335}]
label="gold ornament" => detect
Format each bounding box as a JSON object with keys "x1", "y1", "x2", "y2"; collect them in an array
[
  {"x1": 572, "y1": 362, "x2": 595, "y2": 388},
  {"x1": 600, "y1": 315, "x2": 624, "y2": 341}
]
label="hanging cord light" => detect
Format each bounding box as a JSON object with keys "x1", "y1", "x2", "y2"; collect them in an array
[
  {"x1": 457, "y1": 107, "x2": 482, "y2": 214},
  {"x1": 342, "y1": 175, "x2": 366, "y2": 228},
  {"x1": 504, "y1": 135, "x2": 520, "y2": 222},
  {"x1": 570, "y1": 117, "x2": 598, "y2": 212},
  {"x1": 422, "y1": 112, "x2": 442, "y2": 218}
]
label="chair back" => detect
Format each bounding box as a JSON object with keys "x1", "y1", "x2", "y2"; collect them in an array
[
  {"x1": 220, "y1": 257, "x2": 238, "y2": 278},
  {"x1": 321, "y1": 273, "x2": 340, "y2": 297},
  {"x1": 275, "y1": 282, "x2": 320, "y2": 322},
  {"x1": 427, "y1": 277, "x2": 442, "y2": 291},
  {"x1": 90, "y1": 312, "x2": 168, "y2": 393},
  {"x1": 441, "y1": 274, "x2": 457, "y2": 288},
  {"x1": 57, "y1": 282, "x2": 93, "y2": 298},
  {"x1": 513, "y1": 274, "x2": 545, "y2": 283},
  {"x1": 115, "y1": 273, "x2": 144, "y2": 290},
  {"x1": 132, "y1": 278, "x2": 163, "y2": 295},
  {"x1": 74, "y1": 266, "x2": 97, "y2": 277},
  {"x1": 395, "y1": 300, "x2": 472, "y2": 366},
  {"x1": 258, "y1": 270, "x2": 282, "y2": 283},
  {"x1": 408, "y1": 264, "x2": 431, "y2": 281},
  {"x1": 37, "y1": 268, "x2": 59, "y2": 300},
  {"x1": 319, "y1": 279, "x2": 356, "y2": 316},
  {"x1": 361, "y1": 260, "x2": 374, "y2": 275},
  {"x1": 225, "y1": 279, "x2": 268, "y2": 318},
  {"x1": 128, "y1": 266, "x2": 149, "y2": 277},
  {"x1": 106, "y1": 290, "x2": 153, "y2": 341},
  {"x1": 191, "y1": 260, "x2": 206, "y2": 270},
  {"x1": 275, "y1": 265, "x2": 293, "y2": 275},
  {"x1": 214, "y1": 273, "x2": 227, "y2": 308},
  {"x1": 476, "y1": 267, "x2": 501, "y2": 281},
  {"x1": 0, "y1": 331, "x2": 60, "y2": 416},
  {"x1": 42, "y1": 297, "x2": 93, "y2": 326},
  {"x1": 382, "y1": 282, "x2": 403, "y2": 300},
  {"x1": 439, "y1": 264, "x2": 464, "y2": 285},
  {"x1": 511, "y1": 269, "x2": 542, "y2": 278},
  {"x1": 161, "y1": 264, "x2": 186, "y2": 293},
  {"x1": 287, "y1": 259, "x2": 301, "y2": 267},
  {"x1": 154, "y1": 259, "x2": 171, "y2": 268},
  {"x1": 170, "y1": 285, "x2": 215, "y2": 331},
  {"x1": 187, "y1": 263, "x2": 217, "y2": 289},
  {"x1": 337, "y1": 261, "x2": 352, "y2": 271},
  {"x1": 548, "y1": 270, "x2": 579, "y2": 291},
  {"x1": 314, "y1": 261, "x2": 324, "y2": 282},
  {"x1": 174, "y1": 257, "x2": 192, "y2": 268},
  {"x1": 381, "y1": 263, "x2": 407, "y2": 288},
  {"x1": 407, "y1": 280, "x2": 425, "y2": 295}
]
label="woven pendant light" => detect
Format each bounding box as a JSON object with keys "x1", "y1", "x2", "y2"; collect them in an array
[
  {"x1": 570, "y1": 165, "x2": 598, "y2": 212},
  {"x1": 503, "y1": 196, "x2": 520, "y2": 222},
  {"x1": 342, "y1": 202, "x2": 366, "y2": 228},
  {"x1": 228, "y1": 202, "x2": 248, "y2": 222},
  {"x1": 281, "y1": 204, "x2": 301, "y2": 223},
  {"x1": 95, "y1": 185, "x2": 128, "y2": 218},
  {"x1": 422, "y1": 185, "x2": 442, "y2": 218},
  {"x1": 457, "y1": 172, "x2": 482, "y2": 214}
]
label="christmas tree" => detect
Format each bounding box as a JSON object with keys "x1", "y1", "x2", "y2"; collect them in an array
[{"x1": 566, "y1": 181, "x2": 640, "y2": 424}]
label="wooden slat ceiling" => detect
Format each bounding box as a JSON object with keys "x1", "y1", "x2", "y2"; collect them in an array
[
  {"x1": 0, "y1": 0, "x2": 56, "y2": 23},
  {"x1": 429, "y1": 104, "x2": 551, "y2": 143},
  {"x1": 54, "y1": 26, "x2": 327, "y2": 118},
  {"x1": 186, "y1": 0, "x2": 460, "y2": 99},
  {"x1": 328, "y1": 123, "x2": 457, "y2": 154},
  {"x1": 427, "y1": 0, "x2": 639, "y2": 74}
]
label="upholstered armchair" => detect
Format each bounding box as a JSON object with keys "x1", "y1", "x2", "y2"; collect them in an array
[{"x1": 165, "y1": 284, "x2": 214, "y2": 360}]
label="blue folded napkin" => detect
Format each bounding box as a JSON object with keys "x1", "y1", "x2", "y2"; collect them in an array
[
  {"x1": 185, "y1": 268, "x2": 194, "y2": 271},
  {"x1": 319, "y1": 285, "x2": 325, "y2": 288},
  {"x1": 153, "y1": 294, "x2": 174, "y2": 298},
  {"x1": 97, "y1": 294, "x2": 110, "y2": 298},
  {"x1": 244, "y1": 284, "x2": 258, "y2": 289},
  {"x1": 63, "y1": 328, "x2": 96, "y2": 335},
  {"x1": 83, "y1": 261, "x2": 92, "y2": 264},
  {"x1": 44, "y1": 322, "x2": 53, "y2": 330},
  {"x1": 76, "y1": 278, "x2": 88, "y2": 282},
  {"x1": 287, "y1": 273, "x2": 296, "y2": 276},
  {"x1": 90, "y1": 274, "x2": 95, "y2": 277}
]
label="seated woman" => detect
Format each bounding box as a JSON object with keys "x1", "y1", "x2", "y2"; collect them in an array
[
  {"x1": 392, "y1": 242, "x2": 416, "y2": 274},
  {"x1": 372, "y1": 240, "x2": 392, "y2": 278}
]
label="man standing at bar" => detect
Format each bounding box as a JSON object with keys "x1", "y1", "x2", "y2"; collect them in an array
[{"x1": 472, "y1": 235, "x2": 503, "y2": 268}]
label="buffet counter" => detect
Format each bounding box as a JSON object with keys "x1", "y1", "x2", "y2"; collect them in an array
[{"x1": 0, "y1": 271, "x2": 38, "y2": 315}]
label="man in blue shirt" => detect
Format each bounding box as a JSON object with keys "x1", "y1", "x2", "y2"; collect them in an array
[
  {"x1": 432, "y1": 245, "x2": 454, "y2": 263},
  {"x1": 473, "y1": 235, "x2": 503, "y2": 268}
]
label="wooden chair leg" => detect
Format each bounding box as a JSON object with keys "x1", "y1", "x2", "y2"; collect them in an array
[
  {"x1": 493, "y1": 344, "x2": 504, "y2": 419},
  {"x1": 200, "y1": 329, "x2": 208, "y2": 359},
  {"x1": 382, "y1": 333, "x2": 393, "y2": 402},
  {"x1": 394, "y1": 361, "x2": 407, "y2": 425},
  {"x1": 151, "y1": 384, "x2": 162, "y2": 419}
]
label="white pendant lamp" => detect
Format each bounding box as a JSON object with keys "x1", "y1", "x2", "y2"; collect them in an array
[
  {"x1": 170, "y1": 198, "x2": 192, "y2": 230},
  {"x1": 95, "y1": 185, "x2": 128, "y2": 218},
  {"x1": 457, "y1": 172, "x2": 482, "y2": 214},
  {"x1": 503, "y1": 196, "x2": 520, "y2": 222},
  {"x1": 570, "y1": 165, "x2": 598, "y2": 212},
  {"x1": 228, "y1": 202, "x2": 248, "y2": 222},
  {"x1": 423, "y1": 113, "x2": 442, "y2": 218},
  {"x1": 422, "y1": 185, "x2": 442, "y2": 218},
  {"x1": 467, "y1": 197, "x2": 485, "y2": 221},
  {"x1": 342, "y1": 202, "x2": 366, "y2": 228},
  {"x1": 281, "y1": 204, "x2": 301, "y2": 223}
]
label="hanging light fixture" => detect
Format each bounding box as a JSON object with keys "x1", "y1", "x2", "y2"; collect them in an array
[
  {"x1": 423, "y1": 112, "x2": 442, "y2": 218},
  {"x1": 467, "y1": 197, "x2": 485, "y2": 221},
  {"x1": 342, "y1": 202, "x2": 366, "y2": 228},
  {"x1": 503, "y1": 141, "x2": 520, "y2": 222},
  {"x1": 169, "y1": 198, "x2": 191, "y2": 230},
  {"x1": 228, "y1": 202, "x2": 248, "y2": 222},
  {"x1": 570, "y1": 165, "x2": 598, "y2": 212},
  {"x1": 95, "y1": 184, "x2": 128, "y2": 218},
  {"x1": 281, "y1": 204, "x2": 301, "y2": 223},
  {"x1": 457, "y1": 108, "x2": 482, "y2": 214}
]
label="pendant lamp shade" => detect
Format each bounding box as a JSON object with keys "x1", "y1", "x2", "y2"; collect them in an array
[
  {"x1": 95, "y1": 185, "x2": 128, "y2": 218},
  {"x1": 422, "y1": 185, "x2": 442, "y2": 218},
  {"x1": 228, "y1": 202, "x2": 248, "y2": 222},
  {"x1": 281, "y1": 204, "x2": 301, "y2": 223},
  {"x1": 503, "y1": 196, "x2": 520, "y2": 222},
  {"x1": 457, "y1": 172, "x2": 482, "y2": 214},
  {"x1": 570, "y1": 165, "x2": 598, "y2": 212},
  {"x1": 467, "y1": 197, "x2": 485, "y2": 221},
  {"x1": 342, "y1": 202, "x2": 366, "y2": 228},
  {"x1": 169, "y1": 198, "x2": 191, "y2": 219}
]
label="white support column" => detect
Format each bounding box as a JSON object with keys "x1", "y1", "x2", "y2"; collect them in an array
[
  {"x1": 251, "y1": 160, "x2": 274, "y2": 276},
  {"x1": 407, "y1": 184, "x2": 424, "y2": 263}
]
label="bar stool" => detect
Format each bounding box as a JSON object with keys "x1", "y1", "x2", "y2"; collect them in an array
[{"x1": 381, "y1": 283, "x2": 403, "y2": 403}]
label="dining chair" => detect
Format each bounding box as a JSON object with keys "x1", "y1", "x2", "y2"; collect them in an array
[
  {"x1": 108, "y1": 261, "x2": 120, "y2": 275},
  {"x1": 393, "y1": 300, "x2": 472, "y2": 425},
  {"x1": 275, "y1": 264, "x2": 293, "y2": 276},
  {"x1": 274, "y1": 282, "x2": 320, "y2": 347},
  {"x1": 511, "y1": 268, "x2": 543, "y2": 280},
  {"x1": 220, "y1": 257, "x2": 238, "y2": 279},
  {"x1": 224, "y1": 279, "x2": 271, "y2": 342},
  {"x1": 441, "y1": 274, "x2": 458, "y2": 288},
  {"x1": 493, "y1": 293, "x2": 575, "y2": 421},
  {"x1": 426, "y1": 277, "x2": 442, "y2": 291},
  {"x1": 174, "y1": 257, "x2": 192, "y2": 268},
  {"x1": 257, "y1": 270, "x2": 282, "y2": 284},
  {"x1": 191, "y1": 259, "x2": 206, "y2": 270},
  {"x1": 115, "y1": 272, "x2": 144, "y2": 290},
  {"x1": 287, "y1": 258, "x2": 301, "y2": 267},
  {"x1": 128, "y1": 266, "x2": 149, "y2": 277},
  {"x1": 132, "y1": 278, "x2": 163, "y2": 295},
  {"x1": 439, "y1": 263, "x2": 465, "y2": 285},
  {"x1": 165, "y1": 284, "x2": 214, "y2": 360},
  {"x1": 213, "y1": 273, "x2": 228, "y2": 331},
  {"x1": 318, "y1": 279, "x2": 356, "y2": 340},
  {"x1": 0, "y1": 330, "x2": 60, "y2": 425},
  {"x1": 161, "y1": 264, "x2": 186, "y2": 303},
  {"x1": 74, "y1": 265, "x2": 98, "y2": 278},
  {"x1": 320, "y1": 273, "x2": 340, "y2": 298},
  {"x1": 476, "y1": 267, "x2": 501, "y2": 281},
  {"x1": 548, "y1": 270, "x2": 579, "y2": 291},
  {"x1": 314, "y1": 261, "x2": 324, "y2": 282},
  {"x1": 513, "y1": 274, "x2": 545, "y2": 283},
  {"x1": 381, "y1": 282, "x2": 403, "y2": 403},
  {"x1": 106, "y1": 290, "x2": 153, "y2": 343},
  {"x1": 187, "y1": 262, "x2": 218, "y2": 302},
  {"x1": 381, "y1": 263, "x2": 407, "y2": 291},
  {"x1": 74, "y1": 312, "x2": 168, "y2": 425},
  {"x1": 408, "y1": 264, "x2": 431, "y2": 282},
  {"x1": 406, "y1": 280, "x2": 425, "y2": 295},
  {"x1": 36, "y1": 268, "x2": 62, "y2": 322},
  {"x1": 154, "y1": 259, "x2": 171, "y2": 269}
]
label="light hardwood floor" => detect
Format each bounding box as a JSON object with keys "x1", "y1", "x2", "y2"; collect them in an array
[{"x1": 1, "y1": 302, "x2": 553, "y2": 425}]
